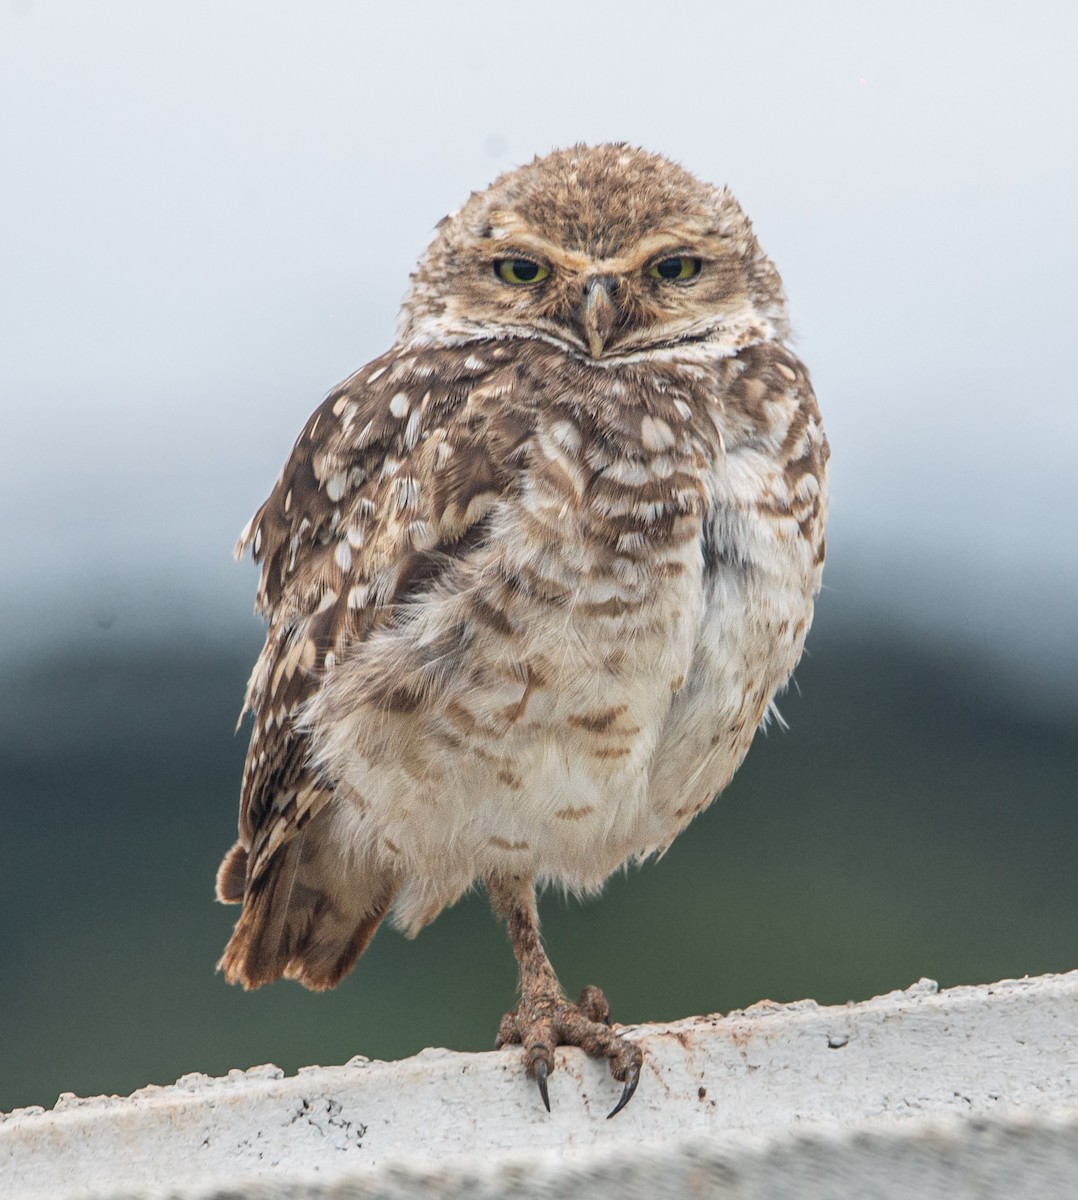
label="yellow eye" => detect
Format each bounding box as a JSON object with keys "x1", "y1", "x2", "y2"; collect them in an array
[
  {"x1": 495, "y1": 258, "x2": 550, "y2": 285},
  {"x1": 649, "y1": 256, "x2": 702, "y2": 281}
]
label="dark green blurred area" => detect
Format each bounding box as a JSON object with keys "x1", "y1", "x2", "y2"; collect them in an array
[{"x1": 2, "y1": 603, "x2": 1076, "y2": 1114}]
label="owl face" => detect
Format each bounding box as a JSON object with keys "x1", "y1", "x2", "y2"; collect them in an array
[{"x1": 401, "y1": 144, "x2": 788, "y2": 361}]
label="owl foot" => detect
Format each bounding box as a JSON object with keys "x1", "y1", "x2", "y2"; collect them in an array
[{"x1": 495, "y1": 984, "x2": 643, "y2": 1118}]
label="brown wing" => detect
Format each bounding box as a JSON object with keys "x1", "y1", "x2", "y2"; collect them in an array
[{"x1": 225, "y1": 340, "x2": 534, "y2": 895}]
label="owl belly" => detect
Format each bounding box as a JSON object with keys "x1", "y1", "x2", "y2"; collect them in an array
[
  {"x1": 442, "y1": 575, "x2": 703, "y2": 886},
  {"x1": 314, "y1": 515, "x2": 707, "y2": 933}
]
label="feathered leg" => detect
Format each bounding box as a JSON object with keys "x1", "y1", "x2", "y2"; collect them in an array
[{"x1": 487, "y1": 873, "x2": 642, "y2": 1118}]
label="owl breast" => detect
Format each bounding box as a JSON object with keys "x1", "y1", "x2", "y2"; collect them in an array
[{"x1": 307, "y1": 346, "x2": 825, "y2": 933}]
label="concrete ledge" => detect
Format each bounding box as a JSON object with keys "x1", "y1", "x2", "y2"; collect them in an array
[{"x1": 5, "y1": 971, "x2": 1078, "y2": 1198}]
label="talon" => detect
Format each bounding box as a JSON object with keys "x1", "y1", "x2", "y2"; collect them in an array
[
  {"x1": 534, "y1": 1059, "x2": 551, "y2": 1112},
  {"x1": 607, "y1": 1062, "x2": 640, "y2": 1119}
]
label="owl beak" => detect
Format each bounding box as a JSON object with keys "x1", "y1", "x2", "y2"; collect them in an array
[{"x1": 581, "y1": 276, "x2": 617, "y2": 358}]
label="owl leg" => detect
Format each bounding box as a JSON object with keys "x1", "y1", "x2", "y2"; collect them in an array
[{"x1": 487, "y1": 873, "x2": 642, "y2": 1118}]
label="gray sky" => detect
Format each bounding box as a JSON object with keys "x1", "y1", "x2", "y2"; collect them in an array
[{"x1": 1, "y1": 0, "x2": 1075, "y2": 698}]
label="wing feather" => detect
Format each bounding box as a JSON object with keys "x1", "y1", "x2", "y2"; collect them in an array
[{"x1": 232, "y1": 343, "x2": 532, "y2": 887}]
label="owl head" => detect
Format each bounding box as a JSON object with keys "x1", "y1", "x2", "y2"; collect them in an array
[{"x1": 399, "y1": 144, "x2": 789, "y2": 361}]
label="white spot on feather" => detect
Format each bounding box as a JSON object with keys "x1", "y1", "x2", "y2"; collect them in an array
[
  {"x1": 395, "y1": 476, "x2": 420, "y2": 512},
  {"x1": 602, "y1": 459, "x2": 651, "y2": 486},
  {"x1": 389, "y1": 392, "x2": 410, "y2": 419},
  {"x1": 334, "y1": 541, "x2": 352, "y2": 571},
  {"x1": 549, "y1": 420, "x2": 581, "y2": 454},
  {"x1": 407, "y1": 519, "x2": 436, "y2": 549},
  {"x1": 641, "y1": 415, "x2": 676, "y2": 452},
  {"x1": 367, "y1": 366, "x2": 388, "y2": 383},
  {"x1": 404, "y1": 409, "x2": 422, "y2": 449}
]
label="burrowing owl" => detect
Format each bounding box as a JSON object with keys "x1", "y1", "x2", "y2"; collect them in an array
[{"x1": 216, "y1": 144, "x2": 828, "y2": 1117}]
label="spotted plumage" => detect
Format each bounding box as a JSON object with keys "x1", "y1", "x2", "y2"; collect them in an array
[{"x1": 217, "y1": 144, "x2": 828, "y2": 1115}]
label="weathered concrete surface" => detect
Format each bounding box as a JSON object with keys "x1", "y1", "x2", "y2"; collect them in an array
[{"x1": 4, "y1": 972, "x2": 1078, "y2": 1198}]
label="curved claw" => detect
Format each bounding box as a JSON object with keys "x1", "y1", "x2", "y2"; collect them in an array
[
  {"x1": 606, "y1": 1062, "x2": 640, "y2": 1119},
  {"x1": 534, "y1": 1059, "x2": 551, "y2": 1113}
]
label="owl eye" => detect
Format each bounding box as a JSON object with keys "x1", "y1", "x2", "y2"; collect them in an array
[
  {"x1": 495, "y1": 258, "x2": 550, "y2": 285},
  {"x1": 649, "y1": 256, "x2": 702, "y2": 281}
]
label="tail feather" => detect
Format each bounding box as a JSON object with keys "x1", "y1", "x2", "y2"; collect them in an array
[
  {"x1": 215, "y1": 841, "x2": 248, "y2": 903},
  {"x1": 215, "y1": 828, "x2": 394, "y2": 991}
]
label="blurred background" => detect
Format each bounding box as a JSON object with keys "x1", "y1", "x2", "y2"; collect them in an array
[{"x1": 2, "y1": 0, "x2": 1076, "y2": 1114}]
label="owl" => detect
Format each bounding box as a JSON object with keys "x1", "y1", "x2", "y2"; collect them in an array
[{"x1": 216, "y1": 144, "x2": 828, "y2": 1118}]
